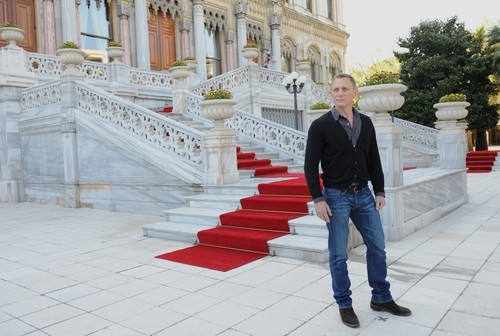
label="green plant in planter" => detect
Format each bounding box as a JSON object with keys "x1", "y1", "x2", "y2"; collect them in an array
[
  {"x1": 243, "y1": 43, "x2": 258, "y2": 49},
  {"x1": 2, "y1": 22, "x2": 19, "y2": 28},
  {"x1": 59, "y1": 41, "x2": 80, "y2": 49},
  {"x1": 203, "y1": 88, "x2": 232, "y2": 100},
  {"x1": 309, "y1": 101, "x2": 331, "y2": 110},
  {"x1": 297, "y1": 58, "x2": 309, "y2": 62},
  {"x1": 108, "y1": 41, "x2": 122, "y2": 47},
  {"x1": 171, "y1": 60, "x2": 187, "y2": 67},
  {"x1": 183, "y1": 56, "x2": 196, "y2": 61},
  {"x1": 438, "y1": 93, "x2": 467, "y2": 103},
  {"x1": 362, "y1": 71, "x2": 400, "y2": 86}
]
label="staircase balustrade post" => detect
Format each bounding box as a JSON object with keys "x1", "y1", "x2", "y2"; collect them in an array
[
  {"x1": 247, "y1": 63, "x2": 261, "y2": 117},
  {"x1": 108, "y1": 62, "x2": 137, "y2": 99},
  {"x1": 59, "y1": 76, "x2": 81, "y2": 208},
  {"x1": 170, "y1": 66, "x2": 190, "y2": 114},
  {"x1": 0, "y1": 43, "x2": 36, "y2": 202}
]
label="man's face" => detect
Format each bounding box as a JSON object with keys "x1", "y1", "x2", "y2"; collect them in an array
[{"x1": 330, "y1": 77, "x2": 358, "y2": 109}]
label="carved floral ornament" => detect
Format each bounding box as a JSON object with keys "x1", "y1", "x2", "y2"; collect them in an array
[
  {"x1": 204, "y1": 6, "x2": 227, "y2": 31},
  {"x1": 147, "y1": 0, "x2": 182, "y2": 18}
]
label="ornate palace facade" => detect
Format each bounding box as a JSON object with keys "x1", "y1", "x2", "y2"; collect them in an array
[{"x1": 1, "y1": 0, "x2": 348, "y2": 82}]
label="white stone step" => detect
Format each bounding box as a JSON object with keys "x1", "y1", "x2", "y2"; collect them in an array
[
  {"x1": 185, "y1": 194, "x2": 242, "y2": 210},
  {"x1": 268, "y1": 235, "x2": 329, "y2": 263},
  {"x1": 288, "y1": 215, "x2": 328, "y2": 238},
  {"x1": 162, "y1": 207, "x2": 227, "y2": 225},
  {"x1": 254, "y1": 152, "x2": 279, "y2": 159},
  {"x1": 142, "y1": 221, "x2": 212, "y2": 244}
]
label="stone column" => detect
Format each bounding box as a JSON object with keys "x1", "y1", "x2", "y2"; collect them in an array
[
  {"x1": 43, "y1": 0, "x2": 57, "y2": 54},
  {"x1": 179, "y1": 19, "x2": 191, "y2": 58},
  {"x1": 61, "y1": 0, "x2": 79, "y2": 42},
  {"x1": 235, "y1": 2, "x2": 248, "y2": 68},
  {"x1": 225, "y1": 31, "x2": 235, "y2": 71},
  {"x1": 193, "y1": 0, "x2": 207, "y2": 80},
  {"x1": 118, "y1": 5, "x2": 132, "y2": 66},
  {"x1": 135, "y1": 0, "x2": 150, "y2": 69},
  {"x1": 59, "y1": 76, "x2": 81, "y2": 208},
  {"x1": 270, "y1": 15, "x2": 281, "y2": 71}
]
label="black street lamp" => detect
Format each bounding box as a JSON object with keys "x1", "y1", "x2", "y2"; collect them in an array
[{"x1": 283, "y1": 71, "x2": 306, "y2": 130}]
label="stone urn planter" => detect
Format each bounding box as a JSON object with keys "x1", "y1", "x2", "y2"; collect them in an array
[
  {"x1": 0, "y1": 26, "x2": 25, "y2": 48},
  {"x1": 169, "y1": 65, "x2": 191, "y2": 80},
  {"x1": 200, "y1": 99, "x2": 237, "y2": 129},
  {"x1": 296, "y1": 60, "x2": 311, "y2": 72},
  {"x1": 106, "y1": 46, "x2": 125, "y2": 63},
  {"x1": 433, "y1": 101, "x2": 470, "y2": 130},
  {"x1": 241, "y1": 47, "x2": 259, "y2": 64},
  {"x1": 358, "y1": 83, "x2": 407, "y2": 125},
  {"x1": 56, "y1": 47, "x2": 85, "y2": 76},
  {"x1": 184, "y1": 59, "x2": 197, "y2": 72}
]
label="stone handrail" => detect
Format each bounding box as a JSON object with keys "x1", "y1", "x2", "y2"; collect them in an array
[
  {"x1": 75, "y1": 81, "x2": 203, "y2": 166},
  {"x1": 129, "y1": 68, "x2": 173, "y2": 89},
  {"x1": 191, "y1": 67, "x2": 250, "y2": 96},
  {"x1": 26, "y1": 52, "x2": 109, "y2": 82},
  {"x1": 20, "y1": 79, "x2": 62, "y2": 110},
  {"x1": 394, "y1": 117, "x2": 438, "y2": 151}
]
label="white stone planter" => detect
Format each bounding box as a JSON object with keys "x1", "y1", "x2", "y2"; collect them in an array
[
  {"x1": 358, "y1": 84, "x2": 407, "y2": 112},
  {"x1": 200, "y1": 99, "x2": 237, "y2": 129},
  {"x1": 433, "y1": 101, "x2": 470, "y2": 130},
  {"x1": 184, "y1": 59, "x2": 197, "y2": 72},
  {"x1": 296, "y1": 61, "x2": 311, "y2": 72},
  {"x1": 0, "y1": 27, "x2": 25, "y2": 48},
  {"x1": 106, "y1": 46, "x2": 125, "y2": 63},
  {"x1": 56, "y1": 48, "x2": 85, "y2": 76},
  {"x1": 241, "y1": 47, "x2": 259, "y2": 64},
  {"x1": 169, "y1": 66, "x2": 191, "y2": 80},
  {"x1": 306, "y1": 108, "x2": 330, "y2": 130},
  {"x1": 433, "y1": 101, "x2": 470, "y2": 120}
]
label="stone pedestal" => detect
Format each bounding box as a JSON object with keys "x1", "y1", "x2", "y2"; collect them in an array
[
  {"x1": 437, "y1": 127, "x2": 468, "y2": 170},
  {"x1": 203, "y1": 128, "x2": 240, "y2": 185},
  {"x1": 170, "y1": 66, "x2": 191, "y2": 113},
  {"x1": 0, "y1": 46, "x2": 36, "y2": 87}
]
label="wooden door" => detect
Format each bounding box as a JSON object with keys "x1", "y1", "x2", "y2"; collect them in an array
[
  {"x1": 148, "y1": 8, "x2": 176, "y2": 71},
  {"x1": 0, "y1": 0, "x2": 37, "y2": 51}
]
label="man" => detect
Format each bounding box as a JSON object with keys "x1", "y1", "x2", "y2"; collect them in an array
[
  {"x1": 304, "y1": 74, "x2": 411, "y2": 328},
  {"x1": 264, "y1": 50, "x2": 275, "y2": 68}
]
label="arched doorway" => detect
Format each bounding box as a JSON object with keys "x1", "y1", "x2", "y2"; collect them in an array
[
  {"x1": 0, "y1": 0, "x2": 37, "y2": 51},
  {"x1": 148, "y1": 8, "x2": 176, "y2": 71}
]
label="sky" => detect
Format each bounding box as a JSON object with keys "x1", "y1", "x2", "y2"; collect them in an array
[{"x1": 342, "y1": 0, "x2": 500, "y2": 71}]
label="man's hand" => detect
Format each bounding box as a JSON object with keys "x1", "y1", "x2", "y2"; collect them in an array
[
  {"x1": 375, "y1": 195, "x2": 386, "y2": 211},
  {"x1": 314, "y1": 201, "x2": 332, "y2": 223}
]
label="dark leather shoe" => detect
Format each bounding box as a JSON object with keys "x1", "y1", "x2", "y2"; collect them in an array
[
  {"x1": 370, "y1": 300, "x2": 412, "y2": 316},
  {"x1": 339, "y1": 307, "x2": 360, "y2": 328}
]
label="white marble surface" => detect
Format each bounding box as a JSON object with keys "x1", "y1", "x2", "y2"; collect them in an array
[{"x1": 1, "y1": 170, "x2": 499, "y2": 335}]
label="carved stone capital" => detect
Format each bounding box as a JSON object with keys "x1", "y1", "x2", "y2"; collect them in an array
[
  {"x1": 269, "y1": 14, "x2": 281, "y2": 27},
  {"x1": 118, "y1": 4, "x2": 131, "y2": 18},
  {"x1": 234, "y1": 1, "x2": 248, "y2": 15}
]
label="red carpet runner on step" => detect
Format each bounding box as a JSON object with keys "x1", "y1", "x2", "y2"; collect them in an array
[
  {"x1": 156, "y1": 150, "x2": 311, "y2": 271},
  {"x1": 466, "y1": 150, "x2": 499, "y2": 173}
]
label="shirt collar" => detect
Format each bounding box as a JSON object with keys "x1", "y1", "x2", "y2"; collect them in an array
[{"x1": 331, "y1": 107, "x2": 359, "y2": 121}]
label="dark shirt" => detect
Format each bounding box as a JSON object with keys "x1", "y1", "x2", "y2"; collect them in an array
[{"x1": 304, "y1": 108, "x2": 385, "y2": 203}]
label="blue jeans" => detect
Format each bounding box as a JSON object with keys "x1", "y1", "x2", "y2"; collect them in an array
[{"x1": 323, "y1": 186, "x2": 392, "y2": 308}]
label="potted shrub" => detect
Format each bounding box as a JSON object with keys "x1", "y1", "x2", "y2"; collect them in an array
[
  {"x1": 309, "y1": 101, "x2": 330, "y2": 110},
  {"x1": 56, "y1": 41, "x2": 85, "y2": 75},
  {"x1": 357, "y1": 71, "x2": 407, "y2": 117},
  {"x1": 200, "y1": 88, "x2": 237, "y2": 128},
  {"x1": 0, "y1": 22, "x2": 25, "y2": 48},
  {"x1": 434, "y1": 93, "x2": 469, "y2": 126},
  {"x1": 241, "y1": 43, "x2": 259, "y2": 64},
  {"x1": 106, "y1": 41, "x2": 125, "y2": 63}
]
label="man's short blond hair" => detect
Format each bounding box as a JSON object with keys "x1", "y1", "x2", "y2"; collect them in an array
[{"x1": 332, "y1": 73, "x2": 357, "y2": 89}]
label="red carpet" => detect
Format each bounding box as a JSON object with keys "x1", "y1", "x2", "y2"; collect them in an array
[
  {"x1": 156, "y1": 150, "x2": 311, "y2": 271},
  {"x1": 466, "y1": 150, "x2": 499, "y2": 173}
]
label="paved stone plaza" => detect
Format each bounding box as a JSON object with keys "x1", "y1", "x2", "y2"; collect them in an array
[{"x1": 1, "y1": 171, "x2": 499, "y2": 336}]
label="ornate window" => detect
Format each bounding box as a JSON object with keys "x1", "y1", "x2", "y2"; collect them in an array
[
  {"x1": 80, "y1": 0, "x2": 112, "y2": 50},
  {"x1": 303, "y1": 0, "x2": 312, "y2": 12},
  {"x1": 325, "y1": 0, "x2": 333, "y2": 20}
]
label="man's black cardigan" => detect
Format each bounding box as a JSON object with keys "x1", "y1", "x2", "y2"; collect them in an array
[{"x1": 304, "y1": 111, "x2": 385, "y2": 201}]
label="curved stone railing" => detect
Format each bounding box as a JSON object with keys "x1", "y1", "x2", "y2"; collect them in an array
[
  {"x1": 191, "y1": 67, "x2": 250, "y2": 96},
  {"x1": 129, "y1": 68, "x2": 173, "y2": 89},
  {"x1": 76, "y1": 81, "x2": 203, "y2": 166},
  {"x1": 20, "y1": 79, "x2": 62, "y2": 110},
  {"x1": 26, "y1": 53, "x2": 109, "y2": 82},
  {"x1": 394, "y1": 118, "x2": 438, "y2": 151}
]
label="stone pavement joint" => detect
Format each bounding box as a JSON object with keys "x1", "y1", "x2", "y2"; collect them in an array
[{"x1": 1, "y1": 172, "x2": 500, "y2": 335}]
